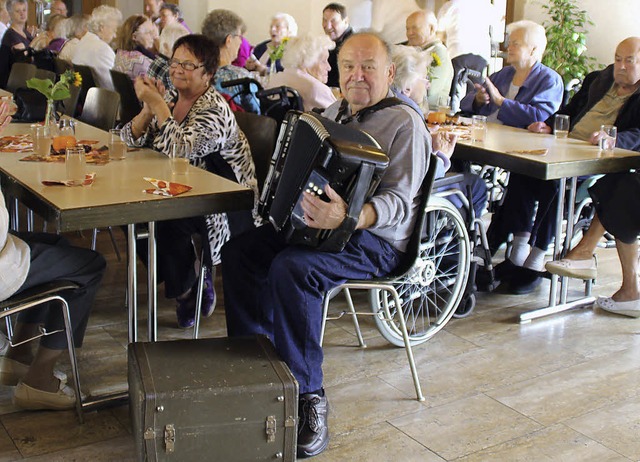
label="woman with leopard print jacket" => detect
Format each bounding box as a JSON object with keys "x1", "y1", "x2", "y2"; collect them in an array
[{"x1": 123, "y1": 34, "x2": 260, "y2": 329}]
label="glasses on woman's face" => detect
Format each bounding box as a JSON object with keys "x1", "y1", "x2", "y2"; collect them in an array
[{"x1": 168, "y1": 58, "x2": 204, "y2": 71}]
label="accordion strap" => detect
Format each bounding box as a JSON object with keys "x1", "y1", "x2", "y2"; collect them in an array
[{"x1": 335, "y1": 97, "x2": 408, "y2": 124}]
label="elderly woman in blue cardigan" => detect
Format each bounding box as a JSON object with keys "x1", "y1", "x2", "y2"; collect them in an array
[{"x1": 460, "y1": 20, "x2": 564, "y2": 294}]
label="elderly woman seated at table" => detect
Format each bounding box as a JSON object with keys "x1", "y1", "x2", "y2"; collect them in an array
[
  {"x1": 72, "y1": 5, "x2": 122, "y2": 89},
  {"x1": 123, "y1": 34, "x2": 260, "y2": 329},
  {"x1": 266, "y1": 33, "x2": 336, "y2": 112},
  {"x1": 246, "y1": 12, "x2": 298, "y2": 75},
  {"x1": 460, "y1": 20, "x2": 563, "y2": 294},
  {"x1": 202, "y1": 9, "x2": 261, "y2": 113},
  {"x1": 58, "y1": 14, "x2": 89, "y2": 62},
  {"x1": 113, "y1": 15, "x2": 157, "y2": 81},
  {"x1": 0, "y1": 102, "x2": 106, "y2": 411},
  {"x1": 30, "y1": 13, "x2": 66, "y2": 52}
]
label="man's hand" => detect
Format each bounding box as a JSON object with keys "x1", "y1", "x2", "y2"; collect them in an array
[
  {"x1": 301, "y1": 185, "x2": 347, "y2": 230},
  {"x1": 528, "y1": 122, "x2": 552, "y2": 134},
  {"x1": 432, "y1": 131, "x2": 458, "y2": 158},
  {"x1": 473, "y1": 83, "x2": 490, "y2": 107},
  {"x1": 589, "y1": 130, "x2": 605, "y2": 146}
]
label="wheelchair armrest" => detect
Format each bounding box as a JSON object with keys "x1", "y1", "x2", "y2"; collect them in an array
[
  {"x1": 433, "y1": 172, "x2": 466, "y2": 189},
  {"x1": 219, "y1": 77, "x2": 263, "y2": 92}
]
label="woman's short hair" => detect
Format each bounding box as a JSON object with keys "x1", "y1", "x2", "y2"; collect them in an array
[
  {"x1": 65, "y1": 13, "x2": 89, "y2": 39},
  {"x1": 158, "y1": 22, "x2": 188, "y2": 57},
  {"x1": 506, "y1": 20, "x2": 547, "y2": 61},
  {"x1": 391, "y1": 45, "x2": 429, "y2": 92},
  {"x1": 87, "y1": 5, "x2": 122, "y2": 35},
  {"x1": 172, "y1": 34, "x2": 220, "y2": 83},
  {"x1": 116, "y1": 14, "x2": 149, "y2": 51},
  {"x1": 281, "y1": 34, "x2": 335, "y2": 71},
  {"x1": 5, "y1": 0, "x2": 27, "y2": 13},
  {"x1": 46, "y1": 13, "x2": 66, "y2": 38},
  {"x1": 160, "y1": 3, "x2": 181, "y2": 19},
  {"x1": 201, "y1": 9, "x2": 245, "y2": 48},
  {"x1": 272, "y1": 12, "x2": 298, "y2": 37}
]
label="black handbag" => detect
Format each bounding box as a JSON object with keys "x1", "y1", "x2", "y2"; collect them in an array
[{"x1": 12, "y1": 87, "x2": 47, "y2": 122}]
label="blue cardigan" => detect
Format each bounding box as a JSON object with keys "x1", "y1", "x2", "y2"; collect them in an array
[{"x1": 461, "y1": 61, "x2": 564, "y2": 128}]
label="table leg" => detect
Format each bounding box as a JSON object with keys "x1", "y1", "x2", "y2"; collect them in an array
[
  {"x1": 520, "y1": 177, "x2": 594, "y2": 323},
  {"x1": 147, "y1": 221, "x2": 157, "y2": 342},
  {"x1": 127, "y1": 224, "x2": 138, "y2": 343}
]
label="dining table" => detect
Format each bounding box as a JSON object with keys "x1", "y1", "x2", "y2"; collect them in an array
[
  {"x1": 452, "y1": 122, "x2": 640, "y2": 323},
  {"x1": 0, "y1": 118, "x2": 254, "y2": 343}
]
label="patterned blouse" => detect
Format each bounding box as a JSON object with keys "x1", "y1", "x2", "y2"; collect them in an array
[
  {"x1": 122, "y1": 86, "x2": 260, "y2": 264},
  {"x1": 114, "y1": 49, "x2": 153, "y2": 81}
]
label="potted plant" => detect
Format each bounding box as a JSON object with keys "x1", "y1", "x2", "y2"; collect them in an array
[{"x1": 540, "y1": 0, "x2": 596, "y2": 86}]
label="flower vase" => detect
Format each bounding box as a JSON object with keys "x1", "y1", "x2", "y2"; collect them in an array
[
  {"x1": 267, "y1": 61, "x2": 277, "y2": 83},
  {"x1": 44, "y1": 99, "x2": 58, "y2": 136}
]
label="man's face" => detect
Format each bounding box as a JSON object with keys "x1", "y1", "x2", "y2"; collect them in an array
[
  {"x1": 338, "y1": 35, "x2": 395, "y2": 113},
  {"x1": 144, "y1": 0, "x2": 162, "y2": 19},
  {"x1": 614, "y1": 41, "x2": 640, "y2": 87},
  {"x1": 51, "y1": 1, "x2": 67, "y2": 17},
  {"x1": 322, "y1": 9, "x2": 348, "y2": 41},
  {"x1": 405, "y1": 13, "x2": 429, "y2": 47}
]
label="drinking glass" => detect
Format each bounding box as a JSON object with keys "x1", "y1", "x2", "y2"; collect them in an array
[
  {"x1": 599, "y1": 125, "x2": 617, "y2": 153},
  {"x1": 66, "y1": 145, "x2": 86, "y2": 182},
  {"x1": 471, "y1": 115, "x2": 487, "y2": 142},
  {"x1": 32, "y1": 124, "x2": 52, "y2": 157},
  {"x1": 170, "y1": 141, "x2": 189, "y2": 175},
  {"x1": 554, "y1": 114, "x2": 570, "y2": 138},
  {"x1": 437, "y1": 95, "x2": 451, "y2": 116},
  {"x1": 109, "y1": 129, "x2": 126, "y2": 160}
]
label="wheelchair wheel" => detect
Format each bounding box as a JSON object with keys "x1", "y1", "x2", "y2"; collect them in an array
[{"x1": 369, "y1": 197, "x2": 470, "y2": 347}]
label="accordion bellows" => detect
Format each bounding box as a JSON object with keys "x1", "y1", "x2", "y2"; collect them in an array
[{"x1": 259, "y1": 111, "x2": 389, "y2": 252}]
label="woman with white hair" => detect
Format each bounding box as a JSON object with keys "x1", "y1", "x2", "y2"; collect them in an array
[
  {"x1": 460, "y1": 20, "x2": 562, "y2": 126},
  {"x1": 30, "y1": 13, "x2": 66, "y2": 52},
  {"x1": 248, "y1": 12, "x2": 298, "y2": 75},
  {"x1": 58, "y1": 14, "x2": 89, "y2": 62},
  {"x1": 147, "y1": 22, "x2": 188, "y2": 91},
  {"x1": 461, "y1": 20, "x2": 565, "y2": 295},
  {"x1": 266, "y1": 33, "x2": 336, "y2": 111},
  {"x1": 72, "y1": 5, "x2": 123, "y2": 89},
  {"x1": 391, "y1": 44, "x2": 430, "y2": 115}
]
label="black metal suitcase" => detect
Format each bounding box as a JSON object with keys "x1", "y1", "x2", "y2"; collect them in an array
[{"x1": 128, "y1": 335, "x2": 299, "y2": 461}]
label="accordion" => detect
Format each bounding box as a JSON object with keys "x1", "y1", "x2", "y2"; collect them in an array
[{"x1": 259, "y1": 111, "x2": 389, "y2": 252}]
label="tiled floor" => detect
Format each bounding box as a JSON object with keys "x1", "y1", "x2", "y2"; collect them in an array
[{"x1": 0, "y1": 231, "x2": 639, "y2": 461}]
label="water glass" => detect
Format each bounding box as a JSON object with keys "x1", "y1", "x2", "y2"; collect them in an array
[
  {"x1": 437, "y1": 95, "x2": 451, "y2": 116},
  {"x1": 170, "y1": 141, "x2": 189, "y2": 175},
  {"x1": 66, "y1": 145, "x2": 86, "y2": 182},
  {"x1": 32, "y1": 124, "x2": 52, "y2": 157},
  {"x1": 471, "y1": 115, "x2": 487, "y2": 142},
  {"x1": 599, "y1": 125, "x2": 617, "y2": 153},
  {"x1": 109, "y1": 129, "x2": 126, "y2": 160},
  {"x1": 554, "y1": 114, "x2": 570, "y2": 138}
]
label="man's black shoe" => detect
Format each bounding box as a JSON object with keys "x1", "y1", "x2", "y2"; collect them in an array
[
  {"x1": 493, "y1": 259, "x2": 518, "y2": 284},
  {"x1": 297, "y1": 393, "x2": 329, "y2": 458}
]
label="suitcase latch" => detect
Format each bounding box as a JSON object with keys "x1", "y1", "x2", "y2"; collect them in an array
[
  {"x1": 164, "y1": 424, "x2": 176, "y2": 453},
  {"x1": 266, "y1": 415, "x2": 277, "y2": 443}
]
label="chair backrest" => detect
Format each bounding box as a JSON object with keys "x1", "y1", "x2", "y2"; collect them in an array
[
  {"x1": 233, "y1": 111, "x2": 278, "y2": 192},
  {"x1": 78, "y1": 87, "x2": 120, "y2": 131},
  {"x1": 60, "y1": 82, "x2": 81, "y2": 117},
  {"x1": 53, "y1": 57, "x2": 72, "y2": 76},
  {"x1": 6, "y1": 62, "x2": 37, "y2": 93},
  {"x1": 388, "y1": 153, "x2": 439, "y2": 278},
  {"x1": 110, "y1": 69, "x2": 142, "y2": 125},
  {"x1": 256, "y1": 86, "x2": 303, "y2": 126},
  {"x1": 34, "y1": 68, "x2": 56, "y2": 81},
  {"x1": 72, "y1": 63, "x2": 97, "y2": 112}
]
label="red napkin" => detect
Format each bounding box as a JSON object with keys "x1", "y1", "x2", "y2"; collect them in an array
[
  {"x1": 42, "y1": 172, "x2": 96, "y2": 187},
  {"x1": 143, "y1": 177, "x2": 192, "y2": 197}
]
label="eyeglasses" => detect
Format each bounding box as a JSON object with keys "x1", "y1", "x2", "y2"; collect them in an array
[{"x1": 168, "y1": 59, "x2": 204, "y2": 71}]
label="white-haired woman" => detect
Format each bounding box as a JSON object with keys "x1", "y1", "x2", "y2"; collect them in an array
[
  {"x1": 148, "y1": 22, "x2": 188, "y2": 91},
  {"x1": 248, "y1": 13, "x2": 298, "y2": 75},
  {"x1": 266, "y1": 33, "x2": 336, "y2": 111},
  {"x1": 58, "y1": 14, "x2": 89, "y2": 62},
  {"x1": 71, "y1": 5, "x2": 122, "y2": 89},
  {"x1": 461, "y1": 20, "x2": 564, "y2": 294},
  {"x1": 391, "y1": 44, "x2": 430, "y2": 115}
]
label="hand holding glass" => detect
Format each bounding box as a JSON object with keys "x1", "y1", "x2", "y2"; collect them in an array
[
  {"x1": 109, "y1": 129, "x2": 126, "y2": 160},
  {"x1": 170, "y1": 142, "x2": 189, "y2": 175},
  {"x1": 554, "y1": 114, "x2": 570, "y2": 138},
  {"x1": 66, "y1": 145, "x2": 86, "y2": 182},
  {"x1": 471, "y1": 115, "x2": 487, "y2": 142},
  {"x1": 32, "y1": 124, "x2": 52, "y2": 157},
  {"x1": 599, "y1": 125, "x2": 617, "y2": 153}
]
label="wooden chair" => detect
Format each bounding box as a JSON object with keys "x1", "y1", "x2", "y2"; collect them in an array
[
  {"x1": 109, "y1": 69, "x2": 142, "y2": 125},
  {"x1": 5, "y1": 63, "x2": 37, "y2": 93},
  {"x1": 78, "y1": 87, "x2": 120, "y2": 131},
  {"x1": 0, "y1": 280, "x2": 84, "y2": 422}
]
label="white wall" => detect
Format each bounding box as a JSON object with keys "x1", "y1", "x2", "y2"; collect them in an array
[{"x1": 520, "y1": 0, "x2": 640, "y2": 67}]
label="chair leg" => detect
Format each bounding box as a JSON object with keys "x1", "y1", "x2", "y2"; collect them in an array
[
  {"x1": 57, "y1": 296, "x2": 84, "y2": 423},
  {"x1": 388, "y1": 287, "x2": 424, "y2": 402},
  {"x1": 91, "y1": 228, "x2": 98, "y2": 251},
  {"x1": 107, "y1": 227, "x2": 122, "y2": 262},
  {"x1": 319, "y1": 290, "x2": 333, "y2": 347},
  {"x1": 342, "y1": 288, "x2": 366, "y2": 348},
  {"x1": 192, "y1": 249, "x2": 206, "y2": 340}
]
